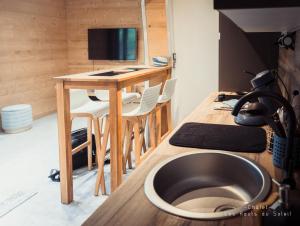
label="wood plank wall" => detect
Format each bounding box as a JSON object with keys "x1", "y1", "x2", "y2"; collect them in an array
[
  {"x1": 0, "y1": 0, "x2": 68, "y2": 118},
  {"x1": 145, "y1": 0, "x2": 169, "y2": 63},
  {"x1": 66, "y1": 0, "x2": 144, "y2": 74},
  {"x1": 0, "y1": 0, "x2": 170, "y2": 118},
  {"x1": 145, "y1": 0, "x2": 169, "y2": 135}
]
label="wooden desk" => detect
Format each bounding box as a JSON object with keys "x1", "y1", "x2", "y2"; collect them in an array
[
  {"x1": 82, "y1": 92, "x2": 297, "y2": 226},
  {"x1": 55, "y1": 65, "x2": 172, "y2": 204}
]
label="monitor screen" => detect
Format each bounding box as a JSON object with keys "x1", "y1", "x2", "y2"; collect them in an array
[{"x1": 88, "y1": 28, "x2": 137, "y2": 60}]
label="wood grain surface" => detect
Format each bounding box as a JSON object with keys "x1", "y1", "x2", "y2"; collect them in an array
[
  {"x1": 83, "y1": 92, "x2": 288, "y2": 226},
  {"x1": 56, "y1": 66, "x2": 171, "y2": 203},
  {"x1": 66, "y1": 0, "x2": 145, "y2": 74},
  {"x1": 0, "y1": 0, "x2": 68, "y2": 118},
  {"x1": 146, "y1": 0, "x2": 169, "y2": 62}
]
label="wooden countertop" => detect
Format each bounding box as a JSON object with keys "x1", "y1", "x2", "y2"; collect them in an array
[
  {"x1": 54, "y1": 65, "x2": 172, "y2": 83},
  {"x1": 83, "y1": 92, "x2": 285, "y2": 226}
]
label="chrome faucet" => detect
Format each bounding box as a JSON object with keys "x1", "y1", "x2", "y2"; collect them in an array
[{"x1": 232, "y1": 91, "x2": 297, "y2": 189}]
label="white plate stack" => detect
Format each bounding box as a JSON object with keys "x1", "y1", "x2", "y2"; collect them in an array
[
  {"x1": 1, "y1": 104, "x2": 33, "y2": 133},
  {"x1": 152, "y1": 56, "x2": 168, "y2": 67}
]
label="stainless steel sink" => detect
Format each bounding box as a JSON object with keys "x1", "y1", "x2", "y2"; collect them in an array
[{"x1": 144, "y1": 151, "x2": 271, "y2": 219}]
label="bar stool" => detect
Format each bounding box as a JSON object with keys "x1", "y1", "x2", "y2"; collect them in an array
[
  {"x1": 94, "y1": 84, "x2": 161, "y2": 194},
  {"x1": 94, "y1": 84, "x2": 162, "y2": 195},
  {"x1": 155, "y1": 78, "x2": 177, "y2": 145},
  {"x1": 122, "y1": 84, "x2": 162, "y2": 169},
  {"x1": 70, "y1": 89, "x2": 109, "y2": 195}
]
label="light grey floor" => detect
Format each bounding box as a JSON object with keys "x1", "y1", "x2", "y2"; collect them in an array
[{"x1": 0, "y1": 114, "x2": 115, "y2": 226}]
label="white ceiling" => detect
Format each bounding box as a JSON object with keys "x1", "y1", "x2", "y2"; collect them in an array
[{"x1": 220, "y1": 7, "x2": 300, "y2": 32}]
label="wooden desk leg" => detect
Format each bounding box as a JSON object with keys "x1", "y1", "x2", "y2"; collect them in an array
[
  {"x1": 109, "y1": 86, "x2": 123, "y2": 192},
  {"x1": 56, "y1": 81, "x2": 73, "y2": 204}
]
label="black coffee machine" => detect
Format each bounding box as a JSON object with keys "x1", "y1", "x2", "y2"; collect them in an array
[{"x1": 234, "y1": 70, "x2": 282, "y2": 126}]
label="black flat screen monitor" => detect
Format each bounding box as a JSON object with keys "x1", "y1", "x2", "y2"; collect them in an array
[{"x1": 88, "y1": 28, "x2": 137, "y2": 60}]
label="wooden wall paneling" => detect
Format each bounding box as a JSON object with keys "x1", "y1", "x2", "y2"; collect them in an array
[
  {"x1": 66, "y1": 0, "x2": 145, "y2": 74},
  {"x1": 145, "y1": 0, "x2": 169, "y2": 63},
  {"x1": 0, "y1": 0, "x2": 68, "y2": 118},
  {"x1": 144, "y1": 0, "x2": 170, "y2": 135},
  {"x1": 1, "y1": 0, "x2": 170, "y2": 118}
]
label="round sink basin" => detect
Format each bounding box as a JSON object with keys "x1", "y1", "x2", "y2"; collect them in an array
[{"x1": 144, "y1": 151, "x2": 271, "y2": 219}]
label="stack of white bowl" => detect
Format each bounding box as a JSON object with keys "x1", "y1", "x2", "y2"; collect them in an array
[
  {"x1": 1, "y1": 104, "x2": 33, "y2": 133},
  {"x1": 152, "y1": 56, "x2": 168, "y2": 67}
]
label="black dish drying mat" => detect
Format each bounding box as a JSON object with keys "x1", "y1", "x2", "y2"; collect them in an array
[{"x1": 169, "y1": 123, "x2": 266, "y2": 153}]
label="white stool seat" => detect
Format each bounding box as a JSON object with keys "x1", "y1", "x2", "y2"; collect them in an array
[
  {"x1": 157, "y1": 78, "x2": 177, "y2": 104},
  {"x1": 122, "y1": 92, "x2": 141, "y2": 103},
  {"x1": 94, "y1": 90, "x2": 141, "y2": 104},
  {"x1": 71, "y1": 101, "x2": 109, "y2": 117},
  {"x1": 121, "y1": 85, "x2": 162, "y2": 117},
  {"x1": 122, "y1": 103, "x2": 140, "y2": 117}
]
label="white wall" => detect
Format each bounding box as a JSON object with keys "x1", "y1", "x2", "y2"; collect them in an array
[{"x1": 169, "y1": 0, "x2": 219, "y2": 124}]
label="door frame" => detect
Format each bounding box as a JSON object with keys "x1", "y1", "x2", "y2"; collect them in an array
[{"x1": 165, "y1": 0, "x2": 175, "y2": 59}]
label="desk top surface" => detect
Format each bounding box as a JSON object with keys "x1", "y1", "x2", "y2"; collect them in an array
[{"x1": 54, "y1": 65, "x2": 171, "y2": 83}]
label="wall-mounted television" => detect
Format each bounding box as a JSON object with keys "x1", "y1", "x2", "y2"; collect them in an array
[{"x1": 88, "y1": 28, "x2": 137, "y2": 60}]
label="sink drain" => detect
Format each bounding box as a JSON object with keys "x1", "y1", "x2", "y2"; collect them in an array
[{"x1": 214, "y1": 204, "x2": 236, "y2": 212}]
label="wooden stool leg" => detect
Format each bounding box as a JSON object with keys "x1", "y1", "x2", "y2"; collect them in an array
[
  {"x1": 98, "y1": 117, "x2": 110, "y2": 195},
  {"x1": 133, "y1": 119, "x2": 142, "y2": 166},
  {"x1": 100, "y1": 170, "x2": 106, "y2": 195},
  {"x1": 126, "y1": 123, "x2": 134, "y2": 169},
  {"x1": 94, "y1": 118, "x2": 102, "y2": 168},
  {"x1": 140, "y1": 117, "x2": 147, "y2": 153},
  {"x1": 122, "y1": 120, "x2": 128, "y2": 174},
  {"x1": 149, "y1": 111, "x2": 156, "y2": 149},
  {"x1": 87, "y1": 117, "x2": 93, "y2": 170},
  {"x1": 102, "y1": 117, "x2": 110, "y2": 152},
  {"x1": 127, "y1": 140, "x2": 133, "y2": 169},
  {"x1": 94, "y1": 117, "x2": 102, "y2": 196},
  {"x1": 94, "y1": 117, "x2": 108, "y2": 196},
  {"x1": 155, "y1": 107, "x2": 162, "y2": 145},
  {"x1": 123, "y1": 121, "x2": 133, "y2": 171},
  {"x1": 166, "y1": 101, "x2": 173, "y2": 132}
]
